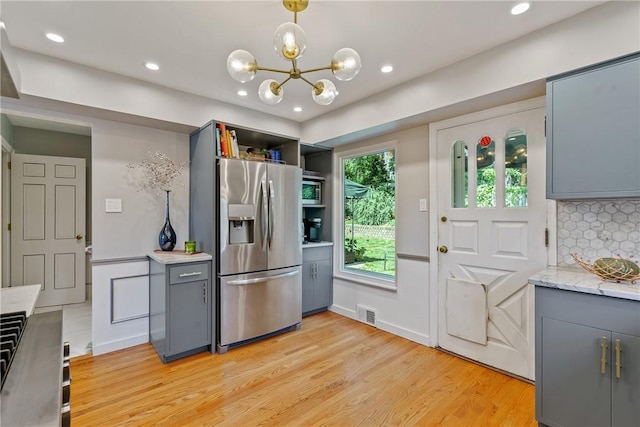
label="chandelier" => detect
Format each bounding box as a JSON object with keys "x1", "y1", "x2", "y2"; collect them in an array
[{"x1": 226, "y1": 0, "x2": 362, "y2": 106}]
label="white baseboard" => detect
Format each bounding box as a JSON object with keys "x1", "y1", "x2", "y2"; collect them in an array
[
  {"x1": 92, "y1": 333, "x2": 148, "y2": 356},
  {"x1": 329, "y1": 304, "x2": 432, "y2": 347}
]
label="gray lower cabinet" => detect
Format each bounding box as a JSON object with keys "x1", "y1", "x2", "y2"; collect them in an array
[
  {"x1": 149, "y1": 259, "x2": 212, "y2": 362},
  {"x1": 535, "y1": 286, "x2": 640, "y2": 427},
  {"x1": 302, "y1": 246, "x2": 333, "y2": 316}
]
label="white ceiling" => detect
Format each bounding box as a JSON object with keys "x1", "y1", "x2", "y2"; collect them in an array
[{"x1": 1, "y1": 1, "x2": 606, "y2": 123}]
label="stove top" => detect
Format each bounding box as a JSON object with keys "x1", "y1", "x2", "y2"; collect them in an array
[{"x1": 0, "y1": 311, "x2": 28, "y2": 390}]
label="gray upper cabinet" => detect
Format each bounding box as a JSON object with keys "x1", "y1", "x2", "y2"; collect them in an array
[{"x1": 546, "y1": 53, "x2": 640, "y2": 199}]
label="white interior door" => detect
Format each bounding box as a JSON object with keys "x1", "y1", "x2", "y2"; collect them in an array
[
  {"x1": 10, "y1": 154, "x2": 86, "y2": 307},
  {"x1": 436, "y1": 107, "x2": 546, "y2": 380}
]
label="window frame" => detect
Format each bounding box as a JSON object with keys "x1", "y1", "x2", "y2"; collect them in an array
[{"x1": 333, "y1": 139, "x2": 398, "y2": 291}]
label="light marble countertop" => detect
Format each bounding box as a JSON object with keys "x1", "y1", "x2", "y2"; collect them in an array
[
  {"x1": 529, "y1": 266, "x2": 640, "y2": 302},
  {"x1": 1, "y1": 284, "x2": 42, "y2": 316},
  {"x1": 302, "y1": 241, "x2": 334, "y2": 248},
  {"x1": 148, "y1": 251, "x2": 213, "y2": 265}
]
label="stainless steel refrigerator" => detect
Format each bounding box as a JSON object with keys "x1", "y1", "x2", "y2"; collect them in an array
[{"x1": 217, "y1": 158, "x2": 302, "y2": 353}]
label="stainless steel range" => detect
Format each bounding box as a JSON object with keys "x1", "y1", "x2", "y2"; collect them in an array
[
  {"x1": 0, "y1": 309, "x2": 68, "y2": 426},
  {"x1": 0, "y1": 310, "x2": 28, "y2": 388}
]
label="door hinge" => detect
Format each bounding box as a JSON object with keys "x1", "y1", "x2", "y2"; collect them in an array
[
  {"x1": 544, "y1": 116, "x2": 546, "y2": 138},
  {"x1": 7, "y1": 223, "x2": 11, "y2": 231},
  {"x1": 544, "y1": 228, "x2": 549, "y2": 247},
  {"x1": 7, "y1": 161, "x2": 11, "y2": 169}
]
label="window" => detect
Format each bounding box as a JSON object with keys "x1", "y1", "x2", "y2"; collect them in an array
[{"x1": 341, "y1": 148, "x2": 396, "y2": 281}]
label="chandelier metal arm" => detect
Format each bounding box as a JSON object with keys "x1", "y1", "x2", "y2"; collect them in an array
[
  {"x1": 298, "y1": 65, "x2": 332, "y2": 74},
  {"x1": 255, "y1": 66, "x2": 291, "y2": 74},
  {"x1": 299, "y1": 75, "x2": 321, "y2": 91},
  {"x1": 274, "y1": 76, "x2": 293, "y2": 91}
]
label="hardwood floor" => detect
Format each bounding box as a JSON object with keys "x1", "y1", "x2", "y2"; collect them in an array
[{"x1": 71, "y1": 312, "x2": 536, "y2": 426}]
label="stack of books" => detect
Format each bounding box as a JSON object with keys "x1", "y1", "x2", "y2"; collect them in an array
[{"x1": 215, "y1": 123, "x2": 240, "y2": 158}]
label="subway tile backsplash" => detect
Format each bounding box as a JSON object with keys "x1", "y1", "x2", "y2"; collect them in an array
[{"x1": 557, "y1": 200, "x2": 640, "y2": 266}]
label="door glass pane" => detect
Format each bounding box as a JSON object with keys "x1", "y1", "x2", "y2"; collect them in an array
[
  {"x1": 476, "y1": 138, "x2": 496, "y2": 208},
  {"x1": 451, "y1": 140, "x2": 468, "y2": 208},
  {"x1": 505, "y1": 129, "x2": 528, "y2": 207}
]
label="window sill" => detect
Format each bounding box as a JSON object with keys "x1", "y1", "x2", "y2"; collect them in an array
[{"x1": 333, "y1": 271, "x2": 398, "y2": 292}]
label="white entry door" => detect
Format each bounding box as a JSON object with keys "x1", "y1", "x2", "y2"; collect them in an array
[
  {"x1": 436, "y1": 105, "x2": 546, "y2": 380},
  {"x1": 11, "y1": 154, "x2": 86, "y2": 307}
]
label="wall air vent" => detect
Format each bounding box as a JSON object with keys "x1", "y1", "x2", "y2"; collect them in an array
[{"x1": 356, "y1": 305, "x2": 377, "y2": 327}]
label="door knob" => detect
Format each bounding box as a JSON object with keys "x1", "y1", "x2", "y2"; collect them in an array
[
  {"x1": 439, "y1": 246, "x2": 448, "y2": 253},
  {"x1": 76, "y1": 234, "x2": 84, "y2": 240}
]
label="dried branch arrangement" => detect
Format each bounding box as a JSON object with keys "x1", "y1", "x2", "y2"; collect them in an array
[
  {"x1": 126, "y1": 151, "x2": 187, "y2": 194},
  {"x1": 571, "y1": 253, "x2": 640, "y2": 284}
]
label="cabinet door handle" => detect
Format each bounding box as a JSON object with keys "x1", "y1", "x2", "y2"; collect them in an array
[
  {"x1": 615, "y1": 339, "x2": 622, "y2": 379},
  {"x1": 203, "y1": 283, "x2": 207, "y2": 303},
  {"x1": 179, "y1": 271, "x2": 202, "y2": 278},
  {"x1": 601, "y1": 336, "x2": 608, "y2": 375}
]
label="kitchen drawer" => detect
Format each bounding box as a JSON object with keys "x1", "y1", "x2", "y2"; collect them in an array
[
  {"x1": 303, "y1": 246, "x2": 332, "y2": 263},
  {"x1": 169, "y1": 262, "x2": 209, "y2": 284}
]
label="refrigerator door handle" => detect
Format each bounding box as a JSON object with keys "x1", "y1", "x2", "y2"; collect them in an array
[
  {"x1": 268, "y1": 179, "x2": 275, "y2": 250},
  {"x1": 261, "y1": 179, "x2": 268, "y2": 251},
  {"x1": 225, "y1": 269, "x2": 300, "y2": 286}
]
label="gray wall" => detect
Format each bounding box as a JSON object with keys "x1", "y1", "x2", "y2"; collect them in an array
[
  {"x1": 0, "y1": 114, "x2": 15, "y2": 144},
  {"x1": 90, "y1": 119, "x2": 189, "y2": 260},
  {"x1": 12, "y1": 127, "x2": 92, "y2": 242}
]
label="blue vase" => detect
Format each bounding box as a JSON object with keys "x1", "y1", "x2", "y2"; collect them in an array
[{"x1": 159, "y1": 190, "x2": 176, "y2": 251}]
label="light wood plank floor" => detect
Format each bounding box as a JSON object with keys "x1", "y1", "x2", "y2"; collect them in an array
[{"x1": 71, "y1": 311, "x2": 536, "y2": 426}]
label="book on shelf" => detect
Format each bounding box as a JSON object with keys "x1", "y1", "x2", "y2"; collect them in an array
[
  {"x1": 215, "y1": 127, "x2": 222, "y2": 157},
  {"x1": 230, "y1": 130, "x2": 240, "y2": 159},
  {"x1": 217, "y1": 123, "x2": 229, "y2": 158}
]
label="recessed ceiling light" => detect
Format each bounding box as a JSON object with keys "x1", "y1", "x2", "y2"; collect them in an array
[
  {"x1": 237, "y1": 90, "x2": 248, "y2": 97},
  {"x1": 145, "y1": 62, "x2": 160, "y2": 71},
  {"x1": 46, "y1": 33, "x2": 64, "y2": 43},
  {"x1": 381, "y1": 65, "x2": 393, "y2": 73},
  {"x1": 511, "y1": 2, "x2": 530, "y2": 15},
  {"x1": 293, "y1": 107, "x2": 302, "y2": 112}
]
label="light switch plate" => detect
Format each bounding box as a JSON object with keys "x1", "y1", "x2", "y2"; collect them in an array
[
  {"x1": 105, "y1": 198, "x2": 122, "y2": 213},
  {"x1": 419, "y1": 198, "x2": 427, "y2": 212}
]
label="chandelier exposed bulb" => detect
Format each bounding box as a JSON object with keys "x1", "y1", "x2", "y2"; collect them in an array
[
  {"x1": 227, "y1": 49, "x2": 257, "y2": 83},
  {"x1": 331, "y1": 48, "x2": 362, "y2": 81},
  {"x1": 258, "y1": 79, "x2": 284, "y2": 105},
  {"x1": 273, "y1": 22, "x2": 307, "y2": 61},
  {"x1": 312, "y1": 79, "x2": 337, "y2": 105}
]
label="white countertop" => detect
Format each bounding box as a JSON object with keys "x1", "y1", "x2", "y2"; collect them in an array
[
  {"x1": 529, "y1": 266, "x2": 640, "y2": 302},
  {"x1": 1, "y1": 284, "x2": 42, "y2": 316},
  {"x1": 148, "y1": 250, "x2": 213, "y2": 265},
  {"x1": 302, "y1": 241, "x2": 334, "y2": 248}
]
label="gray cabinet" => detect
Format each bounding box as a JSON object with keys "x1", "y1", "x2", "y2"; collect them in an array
[
  {"x1": 546, "y1": 53, "x2": 640, "y2": 199},
  {"x1": 535, "y1": 286, "x2": 640, "y2": 427},
  {"x1": 302, "y1": 246, "x2": 333, "y2": 316},
  {"x1": 149, "y1": 259, "x2": 212, "y2": 362}
]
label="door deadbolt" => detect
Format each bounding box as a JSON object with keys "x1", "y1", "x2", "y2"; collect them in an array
[{"x1": 439, "y1": 246, "x2": 448, "y2": 253}]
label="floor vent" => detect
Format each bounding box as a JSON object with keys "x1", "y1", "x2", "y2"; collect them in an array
[{"x1": 356, "y1": 305, "x2": 377, "y2": 327}]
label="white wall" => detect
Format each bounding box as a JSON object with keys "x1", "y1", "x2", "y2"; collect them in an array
[
  {"x1": 302, "y1": 1, "x2": 640, "y2": 145},
  {"x1": 331, "y1": 125, "x2": 431, "y2": 345}
]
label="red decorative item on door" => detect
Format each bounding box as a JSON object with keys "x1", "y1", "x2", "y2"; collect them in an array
[{"x1": 479, "y1": 135, "x2": 492, "y2": 147}]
